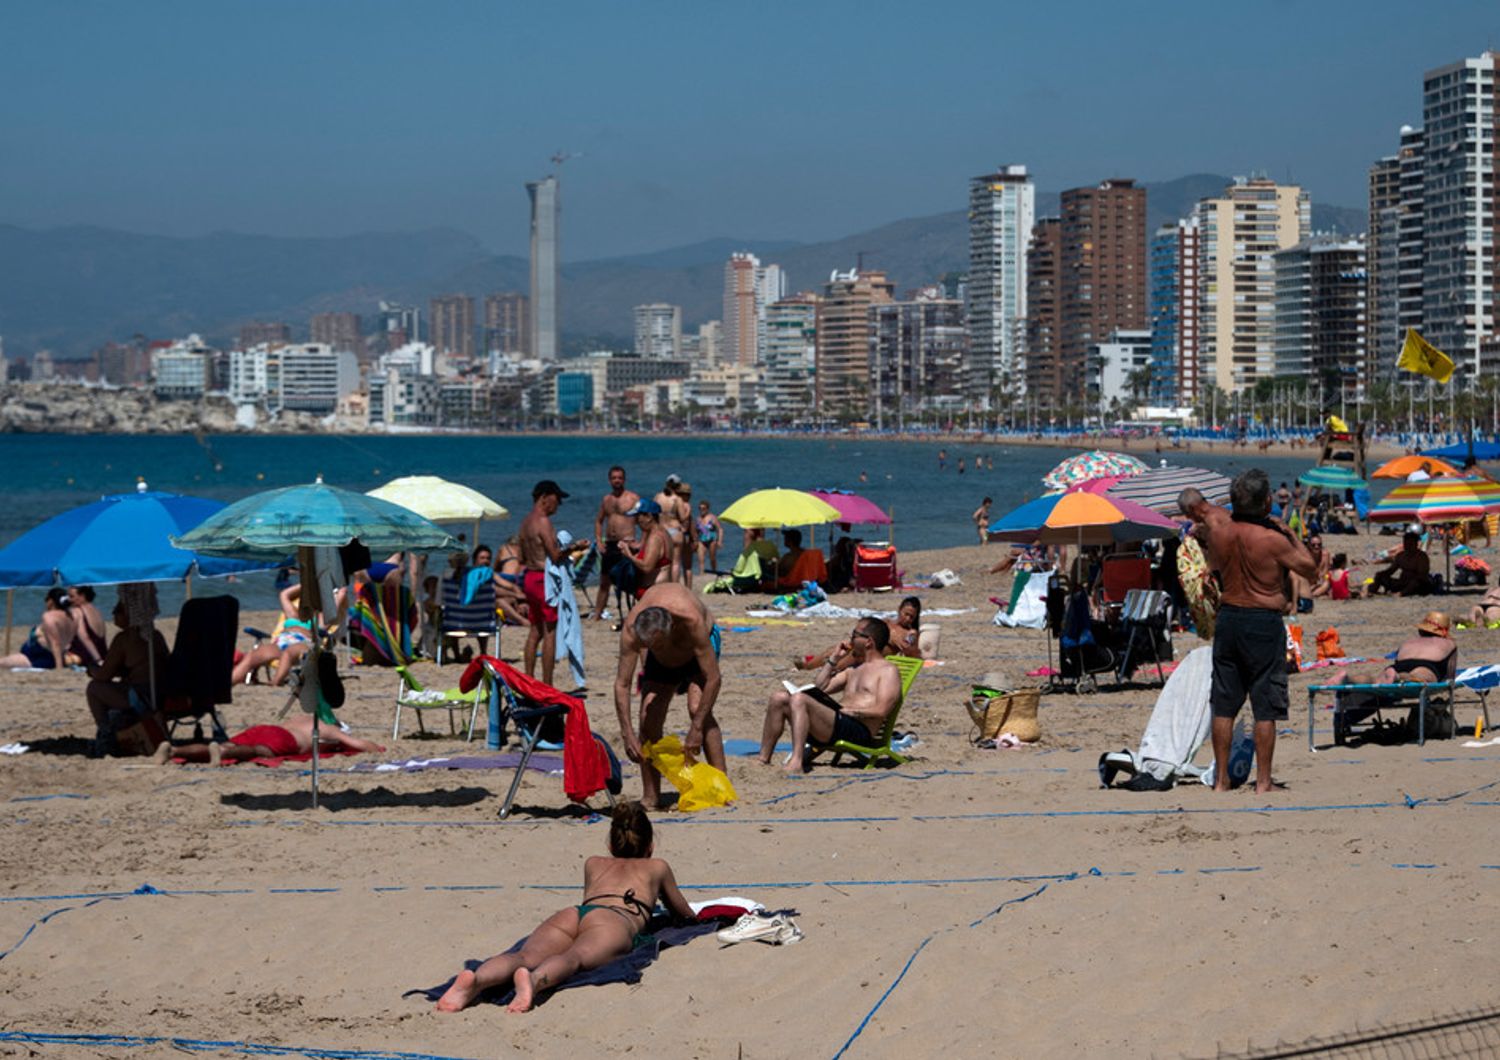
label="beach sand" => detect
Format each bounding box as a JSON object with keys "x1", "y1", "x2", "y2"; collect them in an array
[{"x1": 1, "y1": 542, "x2": 1497, "y2": 1058}]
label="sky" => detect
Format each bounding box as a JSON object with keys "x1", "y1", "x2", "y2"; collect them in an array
[{"x1": 2, "y1": 0, "x2": 1497, "y2": 260}]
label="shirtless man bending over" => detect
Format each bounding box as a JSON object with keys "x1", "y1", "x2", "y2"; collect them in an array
[
  {"x1": 591, "y1": 465, "x2": 639, "y2": 620},
  {"x1": 613, "y1": 582, "x2": 725, "y2": 808},
  {"x1": 759, "y1": 617, "x2": 901, "y2": 775},
  {"x1": 1206, "y1": 469, "x2": 1318, "y2": 794},
  {"x1": 520, "y1": 480, "x2": 570, "y2": 687}
]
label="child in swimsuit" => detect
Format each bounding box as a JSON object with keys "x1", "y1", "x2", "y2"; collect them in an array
[{"x1": 435, "y1": 802, "x2": 695, "y2": 1014}]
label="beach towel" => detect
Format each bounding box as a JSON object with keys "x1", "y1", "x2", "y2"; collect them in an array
[
  {"x1": 406, "y1": 919, "x2": 720, "y2": 1008},
  {"x1": 993, "y1": 569, "x2": 1048, "y2": 629},
  {"x1": 461, "y1": 567, "x2": 490, "y2": 605},
  {"x1": 1098, "y1": 644, "x2": 1213, "y2": 788},
  {"x1": 547, "y1": 538, "x2": 587, "y2": 689},
  {"x1": 348, "y1": 580, "x2": 416, "y2": 666},
  {"x1": 352, "y1": 753, "x2": 563, "y2": 774},
  {"x1": 459, "y1": 657, "x2": 609, "y2": 804}
]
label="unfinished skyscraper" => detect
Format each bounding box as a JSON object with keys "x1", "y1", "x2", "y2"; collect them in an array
[{"x1": 528, "y1": 175, "x2": 560, "y2": 360}]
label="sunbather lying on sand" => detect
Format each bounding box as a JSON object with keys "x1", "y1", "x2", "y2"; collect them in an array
[
  {"x1": 434, "y1": 802, "x2": 693, "y2": 1013},
  {"x1": 151, "y1": 713, "x2": 384, "y2": 765}
]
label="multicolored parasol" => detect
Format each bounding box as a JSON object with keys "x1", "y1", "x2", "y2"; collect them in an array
[{"x1": 1040, "y1": 450, "x2": 1148, "y2": 491}]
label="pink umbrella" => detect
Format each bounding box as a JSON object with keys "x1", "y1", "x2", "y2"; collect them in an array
[{"x1": 807, "y1": 489, "x2": 892, "y2": 526}]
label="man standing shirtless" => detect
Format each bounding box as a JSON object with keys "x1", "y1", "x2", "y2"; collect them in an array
[
  {"x1": 1206, "y1": 469, "x2": 1318, "y2": 794},
  {"x1": 759, "y1": 617, "x2": 902, "y2": 775},
  {"x1": 591, "y1": 465, "x2": 639, "y2": 621},
  {"x1": 613, "y1": 582, "x2": 724, "y2": 808},
  {"x1": 520, "y1": 480, "x2": 569, "y2": 688}
]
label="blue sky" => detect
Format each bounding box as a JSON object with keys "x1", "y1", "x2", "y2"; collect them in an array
[{"x1": 2, "y1": 0, "x2": 1496, "y2": 258}]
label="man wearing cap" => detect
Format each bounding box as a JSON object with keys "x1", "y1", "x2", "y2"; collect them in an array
[
  {"x1": 520, "y1": 480, "x2": 570, "y2": 687},
  {"x1": 590, "y1": 465, "x2": 640, "y2": 622},
  {"x1": 1206, "y1": 469, "x2": 1319, "y2": 794},
  {"x1": 618, "y1": 498, "x2": 671, "y2": 600}
]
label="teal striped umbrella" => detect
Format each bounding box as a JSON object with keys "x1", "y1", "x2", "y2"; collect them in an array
[{"x1": 1298, "y1": 466, "x2": 1368, "y2": 491}]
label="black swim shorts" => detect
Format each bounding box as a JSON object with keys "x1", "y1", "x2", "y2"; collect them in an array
[
  {"x1": 642, "y1": 650, "x2": 702, "y2": 693},
  {"x1": 832, "y1": 709, "x2": 878, "y2": 746},
  {"x1": 1210, "y1": 604, "x2": 1289, "y2": 723}
]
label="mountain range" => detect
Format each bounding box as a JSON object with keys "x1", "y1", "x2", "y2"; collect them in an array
[{"x1": 0, "y1": 174, "x2": 1366, "y2": 358}]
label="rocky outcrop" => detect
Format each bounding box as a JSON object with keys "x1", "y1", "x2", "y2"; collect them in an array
[{"x1": 0, "y1": 384, "x2": 334, "y2": 434}]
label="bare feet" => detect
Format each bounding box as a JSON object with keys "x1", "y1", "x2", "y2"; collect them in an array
[
  {"x1": 435, "y1": 969, "x2": 478, "y2": 1013},
  {"x1": 507, "y1": 968, "x2": 535, "y2": 1013},
  {"x1": 151, "y1": 741, "x2": 173, "y2": 766},
  {"x1": 209, "y1": 743, "x2": 225, "y2": 767}
]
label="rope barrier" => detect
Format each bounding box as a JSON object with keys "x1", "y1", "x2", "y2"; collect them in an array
[{"x1": 0, "y1": 1029, "x2": 479, "y2": 1060}]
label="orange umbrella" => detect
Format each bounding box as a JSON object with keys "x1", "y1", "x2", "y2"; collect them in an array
[{"x1": 1372, "y1": 455, "x2": 1461, "y2": 479}]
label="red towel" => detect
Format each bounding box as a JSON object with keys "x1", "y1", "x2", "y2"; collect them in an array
[{"x1": 460, "y1": 656, "x2": 609, "y2": 804}]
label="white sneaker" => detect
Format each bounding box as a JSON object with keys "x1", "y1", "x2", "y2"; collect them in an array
[
  {"x1": 775, "y1": 917, "x2": 804, "y2": 945},
  {"x1": 717, "y1": 913, "x2": 786, "y2": 944}
]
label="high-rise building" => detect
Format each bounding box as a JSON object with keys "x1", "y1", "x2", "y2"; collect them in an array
[
  {"x1": 1023, "y1": 217, "x2": 1062, "y2": 404},
  {"x1": 483, "y1": 292, "x2": 530, "y2": 356},
  {"x1": 94, "y1": 338, "x2": 152, "y2": 387},
  {"x1": 1149, "y1": 217, "x2": 1201, "y2": 405},
  {"x1": 762, "y1": 296, "x2": 818, "y2": 421},
  {"x1": 238, "y1": 321, "x2": 291, "y2": 349},
  {"x1": 871, "y1": 288, "x2": 967, "y2": 428},
  {"x1": 378, "y1": 301, "x2": 421, "y2": 348},
  {"x1": 815, "y1": 269, "x2": 893, "y2": 414},
  {"x1": 1195, "y1": 177, "x2": 1311, "y2": 392},
  {"x1": 722, "y1": 253, "x2": 783, "y2": 366},
  {"x1": 697, "y1": 320, "x2": 723, "y2": 367},
  {"x1": 967, "y1": 165, "x2": 1035, "y2": 405},
  {"x1": 1420, "y1": 51, "x2": 1497, "y2": 376},
  {"x1": 1395, "y1": 126, "x2": 1427, "y2": 366},
  {"x1": 634, "y1": 304, "x2": 682, "y2": 359},
  {"x1": 1273, "y1": 235, "x2": 1368, "y2": 402},
  {"x1": 528, "y1": 175, "x2": 560, "y2": 360},
  {"x1": 1367, "y1": 151, "x2": 1403, "y2": 381},
  {"x1": 1058, "y1": 179, "x2": 1148, "y2": 400},
  {"x1": 429, "y1": 295, "x2": 476, "y2": 360},
  {"x1": 310, "y1": 312, "x2": 362, "y2": 356}
]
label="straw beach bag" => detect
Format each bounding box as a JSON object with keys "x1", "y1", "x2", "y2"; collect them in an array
[{"x1": 967, "y1": 675, "x2": 1041, "y2": 743}]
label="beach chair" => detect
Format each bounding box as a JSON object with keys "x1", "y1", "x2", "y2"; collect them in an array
[
  {"x1": 1305, "y1": 679, "x2": 1457, "y2": 749},
  {"x1": 392, "y1": 664, "x2": 487, "y2": 740},
  {"x1": 160, "y1": 595, "x2": 239, "y2": 743},
  {"x1": 437, "y1": 572, "x2": 499, "y2": 665},
  {"x1": 805, "y1": 653, "x2": 923, "y2": 769},
  {"x1": 1115, "y1": 589, "x2": 1173, "y2": 686},
  {"x1": 1100, "y1": 554, "x2": 1151, "y2": 610},
  {"x1": 853, "y1": 543, "x2": 899, "y2": 592},
  {"x1": 480, "y1": 658, "x2": 621, "y2": 819}
]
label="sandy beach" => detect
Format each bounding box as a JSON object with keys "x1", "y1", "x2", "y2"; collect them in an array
[{"x1": 1, "y1": 542, "x2": 1497, "y2": 1058}]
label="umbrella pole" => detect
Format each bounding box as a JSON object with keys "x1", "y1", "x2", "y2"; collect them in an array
[
  {"x1": 4, "y1": 590, "x2": 11, "y2": 655},
  {"x1": 184, "y1": 572, "x2": 193, "y2": 601},
  {"x1": 147, "y1": 616, "x2": 157, "y2": 724},
  {"x1": 298, "y1": 545, "x2": 320, "y2": 810}
]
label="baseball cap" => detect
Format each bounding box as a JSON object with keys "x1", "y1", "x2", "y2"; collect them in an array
[
  {"x1": 627, "y1": 498, "x2": 662, "y2": 516},
  {"x1": 665, "y1": 474, "x2": 682, "y2": 487},
  {"x1": 532, "y1": 480, "x2": 570, "y2": 501}
]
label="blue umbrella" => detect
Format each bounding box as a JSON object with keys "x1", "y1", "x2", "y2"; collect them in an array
[{"x1": 0, "y1": 482, "x2": 278, "y2": 588}]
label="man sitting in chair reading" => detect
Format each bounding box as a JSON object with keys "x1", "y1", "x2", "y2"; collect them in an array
[{"x1": 759, "y1": 617, "x2": 901, "y2": 775}]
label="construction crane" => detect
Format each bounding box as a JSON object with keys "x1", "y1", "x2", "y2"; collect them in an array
[{"x1": 550, "y1": 150, "x2": 583, "y2": 171}]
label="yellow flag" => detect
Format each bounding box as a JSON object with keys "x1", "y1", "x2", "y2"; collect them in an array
[{"x1": 1397, "y1": 328, "x2": 1455, "y2": 384}]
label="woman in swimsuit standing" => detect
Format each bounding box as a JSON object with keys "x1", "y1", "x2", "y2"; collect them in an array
[
  {"x1": 435, "y1": 801, "x2": 693, "y2": 1013},
  {"x1": 695, "y1": 499, "x2": 722, "y2": 575}
]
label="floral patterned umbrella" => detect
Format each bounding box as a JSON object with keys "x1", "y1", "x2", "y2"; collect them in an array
[{"x1": 1040, "y1": 450, "x2": 1148, "y2": 491}]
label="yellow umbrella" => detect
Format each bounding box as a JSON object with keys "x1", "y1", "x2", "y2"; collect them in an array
[
  {"x1": 367, "y1": 475, "x2": 508, "y2": 546},
  {"x1": 719, "y1": 489, "x2": 842, "y2": 529}
]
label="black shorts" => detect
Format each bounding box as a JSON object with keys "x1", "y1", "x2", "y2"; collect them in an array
[
  {"x1": 601, "y1": 541, "x2": 625, "y2": 576},
  {"x1": 1210, "y1": 605, "x2": 1289, "y2": 723},
  {"x1": 832, "y1": 710, "x2": 878, "y2": 746},
  {"x1": 642, "y1": 650, "x2": 702, "y2": 693}
]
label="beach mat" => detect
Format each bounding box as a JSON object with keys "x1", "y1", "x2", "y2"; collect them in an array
[
  {"x1": 406, "y1": 921, "x2": 718, "y2": 1008},
  {"x1": 167, "y1": 747, "x2": 364, "y2": 768},
  {"x1": 350, "y1": 753, "x2": 564, "y2": 774}
]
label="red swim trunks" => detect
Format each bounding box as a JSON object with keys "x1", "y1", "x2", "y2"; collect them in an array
[
  {"x1": 229, "y1": 724, "x2": 300, "y2": 757},
  {"x1": 522, "y1": 569, "x2": 557, "y2": 626}
]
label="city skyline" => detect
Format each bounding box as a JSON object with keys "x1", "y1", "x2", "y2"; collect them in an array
[{"x1": 1, "y1": 2, "x2": 1495, "y2": 260}]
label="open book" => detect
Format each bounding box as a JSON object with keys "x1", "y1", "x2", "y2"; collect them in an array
[{"x1": 781, "y1": 680, "x2": 843, "y2": 712}]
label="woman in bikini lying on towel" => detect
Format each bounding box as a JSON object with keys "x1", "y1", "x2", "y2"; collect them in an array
[
  {"x1": 435, "y1": 801, "x2": 694, "y2": 1014},
  {"x1": 151, "y1": 713, "x2": 384, "y2": 766}
]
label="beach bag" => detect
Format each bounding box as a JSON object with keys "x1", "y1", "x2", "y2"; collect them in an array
[
  {"x1": 1316, "y1": 627, "x2": 1344, "y2": 660},
  {"x1": 966, "y1": 686, "x2": 1041, "y2": 743},
  {"x1": 113, "y1": 709, "x2": 167, "y2": 757},
  {"x1": 641, "y1": 734, "x2": 737, "y2": 811},
  {"x1": 1286, "y1": 623, "x2": 1304, "y2": 672}
]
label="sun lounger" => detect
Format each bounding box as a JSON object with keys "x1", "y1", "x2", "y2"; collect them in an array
[{"x1": 1305, "y1": 680, "x2": 1456, "y2": 749}]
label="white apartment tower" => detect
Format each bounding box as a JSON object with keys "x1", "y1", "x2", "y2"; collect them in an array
[
  {"x1": 1194, "y1": 178, "x2": 1311, "y2": 393},
  {"x1": 633, "y1": 304, "x2": 682, "y2": 359},
  {"x1": 967, "y1": 165, "x2": 1034, "y2": 404},
  {"x1": 527, "y1": 175, "x2": 560, "y2": 360},
  {"x1": 1420, "y1": 51, "x2": 1497, "y2": 375}
]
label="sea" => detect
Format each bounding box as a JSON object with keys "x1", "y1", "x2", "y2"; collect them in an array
[{"x1": 0, "y1": 432, "x2": 1323, "y2": 615}]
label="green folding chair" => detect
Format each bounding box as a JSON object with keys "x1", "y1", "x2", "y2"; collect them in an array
[
  {"x1": 806, "y1": 653, "x2": 923, "y2": 769},
  {"x1": 392, "y1": 664, "x2": 487, "y2": 741}
]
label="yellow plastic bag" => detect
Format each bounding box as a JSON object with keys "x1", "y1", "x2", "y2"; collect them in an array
[{"x1": 641, "y1": 734, "x2": 737, "y2": 812}]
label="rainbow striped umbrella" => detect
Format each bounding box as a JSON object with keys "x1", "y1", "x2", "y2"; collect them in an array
[
  {"x1": 1453, "y1": 474, "x2": 1500, "y2": 511},
  {"x1": 1040, "y1": 450, "x2": 1148, "y2": 491},
  {"x1": 1369, "y1": 478, "x2": 1488, "y2": 524},
  {"x1": 989, "y1": 490, "x2": 1178, "y2": 547}
]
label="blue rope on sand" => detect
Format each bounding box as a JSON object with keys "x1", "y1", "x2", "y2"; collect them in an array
[
  {"x1": 0, "y1": 1030, "x2": 478, "y2": 1060},
  {"x1": 0, "y1": 884, "x2": 165, "y2": 962}
]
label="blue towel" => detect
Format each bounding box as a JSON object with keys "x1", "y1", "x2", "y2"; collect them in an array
[
  {"x1": 405, "y1": 921, "x2": 718, "y2": 1007},
  {"x1": 462, "y1": 567, "x2": 490, "y2": 605},
  {"x1": 547, "y1": 552, "x2": 587, "y2": 689}
]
